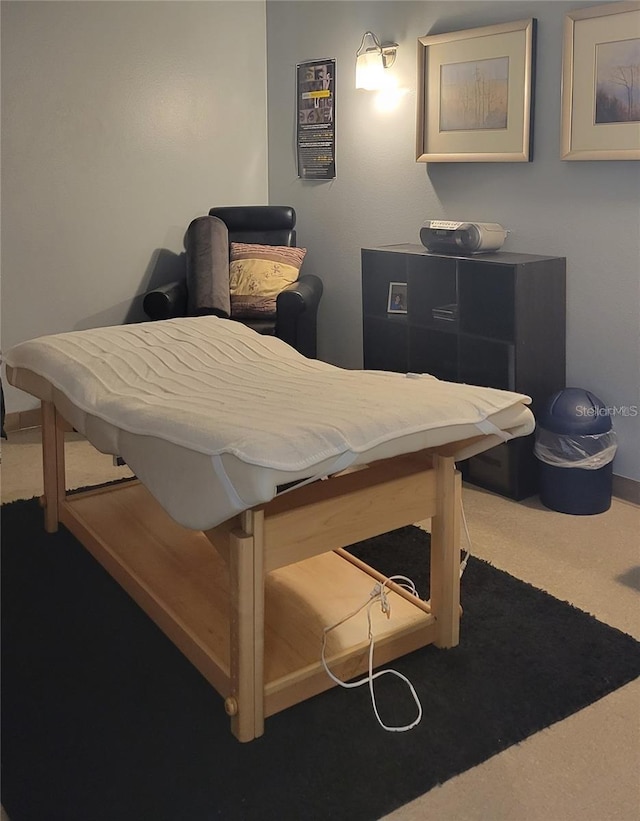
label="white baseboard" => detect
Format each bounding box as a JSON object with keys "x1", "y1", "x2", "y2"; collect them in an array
[{"x1": 612, "y1": 474, "x2": 640, "y2": 506}]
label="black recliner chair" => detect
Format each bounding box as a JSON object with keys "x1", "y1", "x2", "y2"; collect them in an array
[{"x1": 143, "y1": 206, "x2": 323, "y2": 359}]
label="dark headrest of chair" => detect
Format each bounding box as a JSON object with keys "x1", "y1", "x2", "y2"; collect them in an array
[{"x1": 208, "y1": 206, "x2": 296, "y2": 233}]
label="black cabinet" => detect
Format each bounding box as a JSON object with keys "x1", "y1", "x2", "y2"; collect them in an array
[{"x1": 361, "y1": 244, "x2": 566, "y2": 499}]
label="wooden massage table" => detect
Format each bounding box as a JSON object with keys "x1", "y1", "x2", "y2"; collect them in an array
[{"x1": 6, "y1": 317, "x2": 534, "y2": 741}]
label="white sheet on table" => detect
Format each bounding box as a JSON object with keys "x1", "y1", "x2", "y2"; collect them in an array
[{"x1": 6, "y1": 316, "x2": 532, "y2": 473}]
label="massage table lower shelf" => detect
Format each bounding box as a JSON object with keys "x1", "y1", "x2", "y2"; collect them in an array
[{"x1": 62, "y1": 479, "x2": 439, "y2": 722}]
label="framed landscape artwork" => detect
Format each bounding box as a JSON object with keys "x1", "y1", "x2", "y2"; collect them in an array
[
  {"x1": 561, "y1": 1, "x2": 640, "y2": 160},
  {"x1": 416, "y1": 19, "x2": 537, "y2": 162}
]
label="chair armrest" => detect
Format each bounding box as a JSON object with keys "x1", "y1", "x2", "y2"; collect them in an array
[
  {"x1": 276, "y1": 274, "x2": 323, "y2": 358},
  {"x1": 143, "y1": 280, "x2": 187, "y2": 320},
  {"x1": 276, "y1": 274, "x2": 323, "y2": 316}
]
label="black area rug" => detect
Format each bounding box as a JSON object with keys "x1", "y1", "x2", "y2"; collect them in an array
[{"x1": 2, "y1": 497, "x2": 640, "y2": 821}]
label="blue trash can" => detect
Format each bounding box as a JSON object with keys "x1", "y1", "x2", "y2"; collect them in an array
[{"x1": 534, "y1": 388, "x2": 617, "y2": 515}]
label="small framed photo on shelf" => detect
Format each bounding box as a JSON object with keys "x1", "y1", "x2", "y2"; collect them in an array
[{"x1": 387, "y1": 282, "x2": 408, "y2": 314}]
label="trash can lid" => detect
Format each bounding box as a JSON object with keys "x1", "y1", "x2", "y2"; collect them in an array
[{"x1": 538, "y1": 388, "x2": 613, "y2": 435}]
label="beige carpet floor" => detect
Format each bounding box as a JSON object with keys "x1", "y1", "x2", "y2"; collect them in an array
[{"x1": 1, "y1": 428, "x2": 639, "y2": 821}]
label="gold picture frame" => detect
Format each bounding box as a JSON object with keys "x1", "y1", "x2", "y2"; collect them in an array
[
  {"x1": 561, "y1": 1, "x2": 640, "y2": 161},
  {"x1": 416, "y1": 19, "x2": 536, "y2": 163}
]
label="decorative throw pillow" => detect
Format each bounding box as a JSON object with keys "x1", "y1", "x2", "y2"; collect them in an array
[{"x1": 229, "y1": 242, "x2": 307, "y2": 318}]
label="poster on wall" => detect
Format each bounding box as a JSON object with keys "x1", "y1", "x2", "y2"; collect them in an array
[{"x1": 296, "y1": 58, "x2": 336, "y2": 179}]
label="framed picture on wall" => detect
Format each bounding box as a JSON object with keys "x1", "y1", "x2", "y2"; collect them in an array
[
  {"x1": 561, "y1": 1, "x2": 640, "y2": 160},
  {"x1": 416, "y1": 18, "x2": 537, "y2": 162},
  {"x1": 387, "y1": 282, "x2": 408, "y2": 314}
]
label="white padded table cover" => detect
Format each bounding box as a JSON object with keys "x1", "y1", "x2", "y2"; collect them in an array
[{"x1": 6, "y1": 317, "x2": 534, "y2": 530}]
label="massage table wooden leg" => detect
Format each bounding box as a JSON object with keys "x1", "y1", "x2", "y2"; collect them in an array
[
  {"x1": 228, "y1": 509, "x2": 265, "y2": 742},
  {"x1": 41, "y1": 400, "x2": 65, "y2": 533},
  {"x1": 430, "y1": 454, "x2": 461, "y2": 648}
]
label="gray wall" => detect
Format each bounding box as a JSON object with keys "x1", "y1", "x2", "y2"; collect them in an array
[
  {"x1": 2, "y1": 0, "x2": 638, "y2": 482},
  {"x1": 266, "y1": 1, "x2": 640, "y2": 481},
  {"x1": 1, "y1": 0, "x2": 269, "y2": 409}
]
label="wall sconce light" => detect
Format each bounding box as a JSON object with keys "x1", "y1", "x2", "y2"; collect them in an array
[{"x1": 355, "y1": 31, "x2": 398, "y2": 91}]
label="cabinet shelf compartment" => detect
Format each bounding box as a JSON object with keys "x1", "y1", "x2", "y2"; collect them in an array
[
  {"x1": 461, "y1": 436, "x2": 538, "y2": 500},
  {"x1": 459, "y1": 337, "x2": 515, "y2": 392},
  {"x1": 407, "y1": 255, "x2": 459, "y2": 331},
  {"x1": 363, "y1": 315, "x2": 408, "y2": 373},
  {"x1": 458, "y1": 261, "x2": 515, "y2": 341},
  {"x1": 409, "y1": 327, "x2": 458, "y2": 383},
  {"x1": 362, "y1": 250, "x2": 407, "y2": 319}
]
